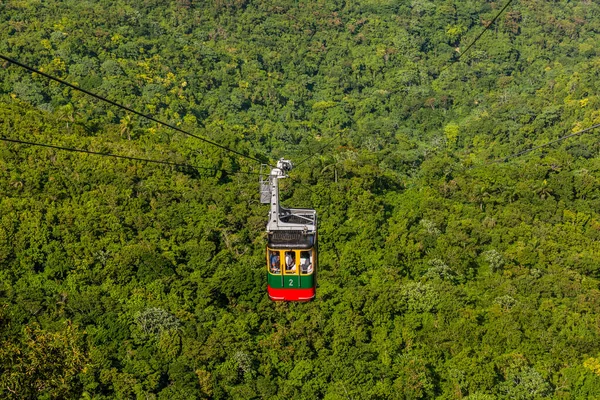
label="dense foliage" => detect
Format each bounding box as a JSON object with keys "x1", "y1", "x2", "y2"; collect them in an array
[{"x1": 1, "y1": 0, "x2": 600, "y2": 398}]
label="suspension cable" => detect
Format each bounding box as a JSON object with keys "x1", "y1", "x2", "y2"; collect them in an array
[
  {"x1": 491, "y1": 122, "x2": 600, "y2": 164},
  {"x1": 440, "y1": 0, "x2": 516, "y2": 74},
  {"x1": 294, "y1": 134, "x2": 340, "y2": 168},
  {"x1": 0, "y1": 137, "x2": 262, "y2": 176},
  {"x1": 0, "y1": 54, "x2": 269, "y2": 165}
]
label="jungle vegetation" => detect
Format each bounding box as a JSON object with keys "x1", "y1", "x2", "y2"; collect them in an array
[{"x1": 1, "y1": 0, "x2": 600, "y2": 398}]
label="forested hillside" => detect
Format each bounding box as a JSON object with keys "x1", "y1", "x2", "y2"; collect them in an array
[{"x1": 1, "y1": 0, "x2": 600, "y2": 398}]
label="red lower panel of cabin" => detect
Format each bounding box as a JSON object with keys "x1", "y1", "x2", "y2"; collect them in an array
[{"x1": 268, "y1": 286, "x2": 315, "y2": 302}]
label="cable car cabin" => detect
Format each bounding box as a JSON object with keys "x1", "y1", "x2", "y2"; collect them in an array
[
  {"x1": 266, "y1": 218, "x2": 317, "y2": 301},
  {"x1": 261, "y1": 159, "x2": 317, "y2": 301}
]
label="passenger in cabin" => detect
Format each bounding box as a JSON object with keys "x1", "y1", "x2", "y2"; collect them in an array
[
  {"x1": 300, "y1": 251, "x2": 312, "y2": 274},
  {"x1": 270, "y1": 251, "x2": 280, "y2": 273},
  {"x1": 285, "y1": 251, "x2": 296, "y2": 272}
]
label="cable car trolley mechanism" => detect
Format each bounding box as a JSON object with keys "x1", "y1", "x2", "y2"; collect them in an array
[{"x1": 261, "y1": 158, "x2": 317, "y2": 301}]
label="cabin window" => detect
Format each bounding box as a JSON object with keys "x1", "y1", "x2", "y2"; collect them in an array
[
  {"x1": 284, "y1": 251, "x2": 297, "y2": 274},
  {"x1": 300, "y1": 251, "x2": 313, "y2": 275},
  {"x1": 269, "y1": 250, "x2": 281, "y2": 274}
]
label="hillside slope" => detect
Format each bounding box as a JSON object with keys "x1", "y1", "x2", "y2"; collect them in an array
[{"x1": 1, "y1": 0, "x2": 600, "y2": 398}]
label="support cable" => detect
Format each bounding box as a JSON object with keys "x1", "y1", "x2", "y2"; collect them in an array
[
  {"x1": 294, "y1": 134, "x2": 340, "y2": 168},
  {"x1": 0, "y1": 54, "x2": 269, "y2": 165},
  {"x1": 492, "y1": 122, "x2": 600, "y2": 164},
  {"x1": 440, "y1": 0, "x2": 516, "y2": 74},
  {"x1": 0, "y1": 137, "x2": 262, "y2": 176}
]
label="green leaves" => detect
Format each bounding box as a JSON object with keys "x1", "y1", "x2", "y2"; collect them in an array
[{"x1": 1, "y1": 0, "x2": 600, "y2": 398}]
